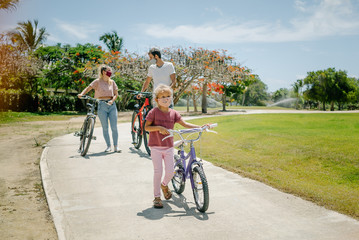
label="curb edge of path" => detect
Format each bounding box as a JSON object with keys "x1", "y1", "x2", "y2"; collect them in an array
[{"x1": 40, "y1": 141, "x2": 71, "y2": 240}]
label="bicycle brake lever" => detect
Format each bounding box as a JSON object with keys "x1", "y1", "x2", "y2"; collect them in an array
[{"x1": 205, "y1": 128, "x2": 217, "y2": 134}]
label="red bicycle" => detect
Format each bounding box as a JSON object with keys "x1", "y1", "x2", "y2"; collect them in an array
[{"x1": 127, "y1": 90, "x2": 153, "y2": 155}]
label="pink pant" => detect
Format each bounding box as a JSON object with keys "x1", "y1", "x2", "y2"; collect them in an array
[{"x1": 150, "y1": 147, "x2": 175, "y2": 198}]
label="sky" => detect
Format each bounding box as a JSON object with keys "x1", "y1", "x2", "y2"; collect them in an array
[{"x1": 1, "y1": 0, "x2": 359, "y2": 92}]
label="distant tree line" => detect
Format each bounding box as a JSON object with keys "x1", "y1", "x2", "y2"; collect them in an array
[{"x1": 0, "y1": 18, "x2": 254, "y2": 112}]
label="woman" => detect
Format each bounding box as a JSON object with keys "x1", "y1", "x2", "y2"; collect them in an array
[{"x1": 78, "y1": 65, "x2": 121, "y2": 153}]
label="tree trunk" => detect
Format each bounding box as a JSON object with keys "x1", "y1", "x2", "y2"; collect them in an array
[
  {"x1": 330, "y1": 101, "x2": 334, "y2": 111},
  {"x1": 242, "y1": 93, "x2": 246, "y2": 106},
  {"x1": 202, "y1": 82, "x2": 208, "y2": 113},
  {"x1": 322, "y1": 102, "x2": 326, "y2": 111},
  {"x1": 222, "y1": 93, "x2": 226, "y2": 111},
  {"x1": 192, "y1": 94, "x2": 198, "y2": 112},
  {"x1": 186, "y1": 94, "x2": 189, "y2": 112},
  {"x1": 202, "y1": 82, "x2": 207, "y2": 113}
]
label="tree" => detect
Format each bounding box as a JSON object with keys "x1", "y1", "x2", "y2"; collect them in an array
[
  {"x1": 303, "y1": 68, "x2": 357, "y2": 111},
  {"x1": 242, "y1": 76, "x2": 269, "y2": 106},
  {"x1": 272, "y1": 88, "x2": 290, "y2": 103},
  {"x1": 0, "y1": 0, "x2": 19, "y2": 11},
  {"x1": 35, "y1": 43, "x2": 104, "y2": 93},
  {"x1": 9, "y1": 19, "x2": 49, "y2": 52},
  {"x1": 162, "y1": 47, "x2": 250, "y2": 113},
  {"x1": 99, "y1": 31, "x2": 124, "y2": 52},
  {"x1": 292, "y1": 79, "x2": 304, "y2": 109},
  {"x1": 0, "y1": 33, "x2": 43, "y2": 111}
]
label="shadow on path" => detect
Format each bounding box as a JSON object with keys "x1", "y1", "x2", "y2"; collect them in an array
[
  {"x1": 137, "y1": 193, "x2": 214, "y2": 221},
  {"x1": 69, "y1": 151, "x2": 116, "y2": 159},
  {"x1": 128, "y1": 147, "x2": 151, "y2": 160}
]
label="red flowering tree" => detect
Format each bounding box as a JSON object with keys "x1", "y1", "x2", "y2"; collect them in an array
[{"x1": 163, "y1": 47, "x2": 252, "y2": 113}]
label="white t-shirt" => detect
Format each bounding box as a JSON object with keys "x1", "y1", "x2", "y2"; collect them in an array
[{"x1": 147, "y1": 62, "x2": 176, "y2": 90}]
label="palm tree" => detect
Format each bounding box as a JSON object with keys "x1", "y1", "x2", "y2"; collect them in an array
[
  {"x1": 0, "y1": 0, "x2": 19, "y2": 11},
  {"x1": 292, "y1": 79, "x2": 303, "y2": 109},
  {"x1": 9, "y1": 19, "x2": 49, "y2": 52},
  {"x1": 99, "y1": 30, "x2": 124, "y2": 52}
]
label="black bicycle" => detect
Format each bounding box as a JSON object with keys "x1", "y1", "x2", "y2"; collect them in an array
[
  {"x1": 127, "y1": 90, "x2": 153, "y2": 155},
  {"x1": 74, "y1": 96, "x2": 98, "y2": 156}
]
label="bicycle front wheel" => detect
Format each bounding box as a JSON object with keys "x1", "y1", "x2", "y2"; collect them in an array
[
  {"x1": 171, "y1": 155, "x2": 185, "y2": 194},
  {"x1": 80, "y1": 117, "x2": 95, "y2": 156},
  {"x1": 142, "y1": 119, "x2": 151, "y2": 156},
  {"x1": 131, "y1": 111, "x2": 142, "y2": 149},
  {"x1": 191, "y1": 165, "x2": 209, "y2": 212}
]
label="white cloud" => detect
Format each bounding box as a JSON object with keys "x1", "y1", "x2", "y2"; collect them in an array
[
  {"x1": 294, "y1": 0, "x2": 307, "y2": 12},
  {"x1": 141, "y1": 0, "x2": 359, "y2": 44},
  {"x1": 205, "y1": 7, "x2": 224, "y2": 16},
  {"x1": 54, "y1": 19, "x2": 101, "y2": 40}
]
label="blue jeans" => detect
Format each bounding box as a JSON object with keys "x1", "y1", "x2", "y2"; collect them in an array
[{"x1": 97, "y1": 101, "x2": 118, "y2": 147}]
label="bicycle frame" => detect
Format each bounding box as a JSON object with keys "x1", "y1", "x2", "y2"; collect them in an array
[
  {"x1": 132, "y1": 97, "x2": 151, "y2": 135},
  {"x1": 176, "y1": 140, "x2": 202, "y2": 189}
]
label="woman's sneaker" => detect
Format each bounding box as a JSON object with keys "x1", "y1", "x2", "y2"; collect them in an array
[
  {"x1": 114, "y1": 146, "x2": 122, "y2": 153},
  {"x1": 104, "y1": 146, "x2": 111, "y2": 152},
  {"x1": 153, "y1": 197, "x2": 163, "y2": 208}
]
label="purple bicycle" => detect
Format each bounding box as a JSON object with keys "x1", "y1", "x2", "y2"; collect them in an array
[{"x1": 163, "y1": 123, "x2": 217, "y2": 212}]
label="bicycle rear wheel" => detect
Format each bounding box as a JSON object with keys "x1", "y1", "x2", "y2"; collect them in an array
[
  {"x1": 80, "y1": 117, "x2": 95, "y2": 156},
  {"x1": 171, "y1": 155, "x2": 185, "y2": 194},
  {"x1": 191, "y1": 165, "x2": 209, "y2": 212},
  {"x1": 142, "y1": 119, "x2": 151, "y2": 155},
  {"x1": 131, "y1": 111, "x2": 142, "y2": 149}
]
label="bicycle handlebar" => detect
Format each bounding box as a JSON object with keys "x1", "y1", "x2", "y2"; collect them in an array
[
  {"x1": 162, "y1": 123, "x2": 218, "y2": 144},
  {"x1": 127, "y1": 90, "x2": 153, "y2": 98}
]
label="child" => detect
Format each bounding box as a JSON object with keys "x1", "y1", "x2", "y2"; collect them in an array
[{"x1": 145, "y1": 84, "x2": 208, "y2": 208}]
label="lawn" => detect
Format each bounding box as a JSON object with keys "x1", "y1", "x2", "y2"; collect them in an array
[
  {"x1": 173, "y1": 105, "x2": 291, "y2": 112},
  {"x1": 0, "y1": 111, "x2": 81, "y2": 124},
  {"x1": 183, "y1": 113, "x2": 359, "y2": 219}
]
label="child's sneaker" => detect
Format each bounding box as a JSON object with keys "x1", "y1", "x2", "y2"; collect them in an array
[
  {"x1": 161, "y1": 184, "x2": 172, "y2": 200},
  {"x1": 153, "y1": 197, "x2": 163, "y2": 208}
]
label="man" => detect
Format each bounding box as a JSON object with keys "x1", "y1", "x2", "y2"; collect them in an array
[{"x1": 140, "y1": 47, "x2": 176, "y2": 93}]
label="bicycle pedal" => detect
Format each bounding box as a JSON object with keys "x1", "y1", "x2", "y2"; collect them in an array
[
  {"x1": 92, "y1": 136, "x2": 97, "y2": 140},
  {"x1": 74, "y1": 131, "x2": 79, "y2": 137}
]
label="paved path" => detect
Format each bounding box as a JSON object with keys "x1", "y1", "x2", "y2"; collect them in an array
[{"x1": 41, "y1": 114, "x2": 359, "y2": 240}]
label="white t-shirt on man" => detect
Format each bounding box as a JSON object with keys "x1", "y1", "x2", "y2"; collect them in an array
[{"x1": 147, "y1": 62, "x2": 176, "y2": 90}]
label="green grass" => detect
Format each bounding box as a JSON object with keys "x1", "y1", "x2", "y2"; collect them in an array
[
  {"x1": 173, "y1": 105, "x2": 292, "y2": 112},
  {"x1": 0, "y1": 111, "x2": 82, "y2": 124},
  {"x1": 183, "y1": 113, "x2": 359, "y2": 219}
]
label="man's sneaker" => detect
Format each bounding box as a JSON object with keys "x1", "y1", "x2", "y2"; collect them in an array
[
  {"x1": 104, "y1": 146, "x2": 111, "y2": 152},
  {"x1": 153, "y1": 197, "x2": 163, "y2": 208},
  {"x1": 114, "y1": 146, "x2": 122, "y2": 153},
  {"x1": 161, "y1": 184, "x2": 172, "y2": 200}
]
